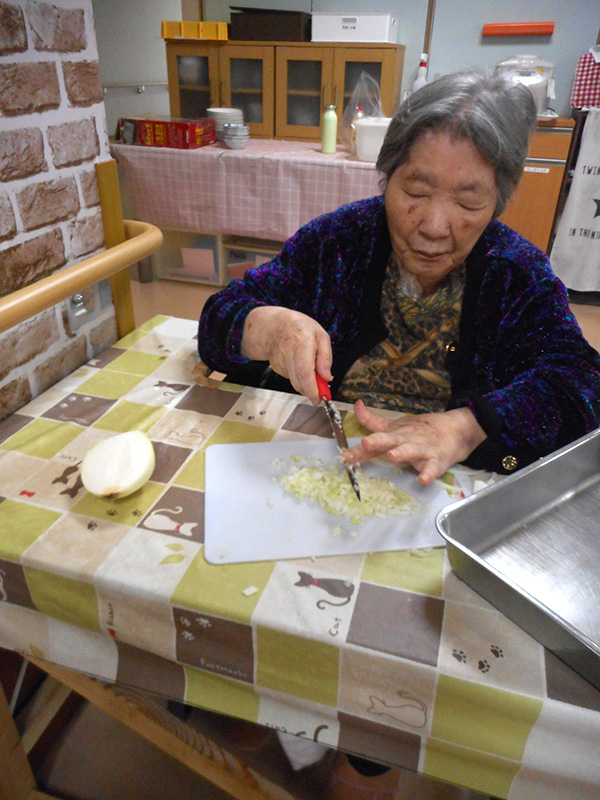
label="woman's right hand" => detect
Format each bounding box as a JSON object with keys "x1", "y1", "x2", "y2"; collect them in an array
[{"x1": 241, "y1": 306, "x2": 332, "y2": 404}]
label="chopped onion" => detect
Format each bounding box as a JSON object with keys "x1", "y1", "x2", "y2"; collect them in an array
[
  {"x1": 277, "y1": 458, "x2": 419, "y2": 523},
  {"x1": 81, "y1": 431, "x2": 155, "y2": 499}
]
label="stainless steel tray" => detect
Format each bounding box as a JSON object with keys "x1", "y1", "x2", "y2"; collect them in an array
[{"x1": 436, "y1": 429, "x2": 600, "y2": 690}]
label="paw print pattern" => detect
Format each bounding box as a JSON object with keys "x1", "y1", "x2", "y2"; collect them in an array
[
  {"x1": 451, "y1": 645, "x2": 503, "y2": 674},
  {"x1": 235, "y1": 410, "x2": 260, "y2": 421}
]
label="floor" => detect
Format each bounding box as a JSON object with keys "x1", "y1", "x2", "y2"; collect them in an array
[
  {"x1": 567, "y1": 294, "x2": 600, "y2": 352},
  {"x1": 129, "y1": 274, "x2": 219, "y2": 330},
  {"x1": 31, "y1": 698, "x2": 333, "y2": 800},
  {"x1": 126, "y1": 274, "x2": 600, "y2": 354},
  {"x1": 27, "y1": 275, "x2": 600, "y2": 800}
]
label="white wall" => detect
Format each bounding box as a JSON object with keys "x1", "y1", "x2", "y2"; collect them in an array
[
  {"x1": 427, "y1": 0, "x2": 599, "y2": 116},
  {"x1": 93, "y1": 0, "x2": 600, "y2": 131},
  {"x1": 205, "y1": 0, "x2": 431, "y2": 105},
  {"x1": 91, "y1": 0, "x2": 181, "y2": 134},
  {"x1": 206, "y1": 0, "x2": 600, "y2": 114}
]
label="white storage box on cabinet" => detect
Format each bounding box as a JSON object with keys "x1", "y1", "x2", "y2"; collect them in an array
[
  {"x1": 223, "y1": 236, "x2": 283, "y2": 283},
  {"x1": 153, "y1": 229, "x2": 225, "y2": 285},
  {"x1": 311, "y1": 14, "x2": 398, "y2": 44}
]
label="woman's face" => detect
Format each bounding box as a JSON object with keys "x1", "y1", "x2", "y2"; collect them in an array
[{"x1": 385, "y1": 130, "x2": 497, "y2": 295}]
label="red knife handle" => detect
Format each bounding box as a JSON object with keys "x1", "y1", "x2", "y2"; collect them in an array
[{"x1": 315, "y1": 372, "x2": 331, "y2": 401}]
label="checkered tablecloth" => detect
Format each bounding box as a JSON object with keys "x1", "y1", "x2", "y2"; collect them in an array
[
  {"x1": 1, "y1": 316, "x2": 599, "y2": 799},
  {"x1": 571, "y1": 52, "x2": 600, "y2": 109},
  {"x1": 111, "y1": 140, "x2": 382, "y2": 242}
]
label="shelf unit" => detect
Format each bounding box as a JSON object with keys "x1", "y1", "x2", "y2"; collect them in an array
[{"x1": 151, "y1": 229, "x2": 284, "y2": 286}]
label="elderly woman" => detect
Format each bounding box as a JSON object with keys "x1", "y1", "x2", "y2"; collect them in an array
[{"x1": 198, "y1": 69, "x2": 600, "y2": 483}]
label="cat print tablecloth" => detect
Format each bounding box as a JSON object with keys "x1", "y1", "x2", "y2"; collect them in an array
[{"x1": 1, "y1": 316, "x2": 599, "y2": 800}]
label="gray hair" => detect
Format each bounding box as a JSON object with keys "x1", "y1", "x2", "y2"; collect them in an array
[{"x1": 376, "y1": 68, "x2": 538, "y2": 216}]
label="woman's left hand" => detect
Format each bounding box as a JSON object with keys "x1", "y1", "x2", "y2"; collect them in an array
[{"x1": 343, "y1": 400, "x2": 486, "y2": 485}]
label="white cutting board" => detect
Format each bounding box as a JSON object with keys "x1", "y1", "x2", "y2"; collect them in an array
[{"x1": 204, "y1": 438, "x2": 457, "y2": 564}]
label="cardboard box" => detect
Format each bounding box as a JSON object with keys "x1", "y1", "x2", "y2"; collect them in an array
[
  {"x1": 161, "y1": 20, "x2": 228, "y2": 40},
  {"x1": 311, "y1": 13, "x2": 398, "y2": 44},
  {"x1": 229, "y1": 7, "x2": 311, "y2": 41},
  {"x1": 115, "y1": 116, "x2": 216, "y2": 149}
]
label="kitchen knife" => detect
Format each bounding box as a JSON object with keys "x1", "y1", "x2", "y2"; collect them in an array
[{"x1": 315, "y1": 373, "x2": 361, "y2": 501}]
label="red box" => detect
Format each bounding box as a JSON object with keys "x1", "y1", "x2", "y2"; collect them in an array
[{"x1": 115, "y1": 116, "x2": 216, "y2": 149}]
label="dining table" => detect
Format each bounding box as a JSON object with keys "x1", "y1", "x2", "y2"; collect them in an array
[
  {"x1": 111, "y1": 139, "x2": 382, "y2": 243},
  {"x1": 1, "y1": 314, "x2": 600, "y2": 800}
]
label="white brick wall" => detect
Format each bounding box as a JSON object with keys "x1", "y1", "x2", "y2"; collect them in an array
[{"x1": 0, "y1": 0, "x2": 118, "y2": 419}]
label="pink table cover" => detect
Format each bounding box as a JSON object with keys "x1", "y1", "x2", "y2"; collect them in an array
[{"x1": 112, "y1": 140, "x2": 382, "y2": 242}]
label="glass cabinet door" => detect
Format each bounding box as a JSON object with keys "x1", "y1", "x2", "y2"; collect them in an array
[
  {"x1": 275, "y1": 47, "x2": 334, "y2": 140},
  {"x1": 218, "y1": 45, "x2": 274, "y2": 138},
  {"x1": 166, "y1": 42, "x2": 220, "y2": 118},
  {"x1": 332, "y1": 47, "x2": 401, "y2": 118},
  {"x1": 336, "y1": 59, "x2": 382, "y2": 117},
  {"x1": 333, "y1": 45, "x2": 404, "y2": 117}
]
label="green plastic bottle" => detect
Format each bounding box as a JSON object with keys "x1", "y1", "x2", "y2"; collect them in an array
[{"x1": 321, "y1": 104, "x2": 338, "y2": 154}]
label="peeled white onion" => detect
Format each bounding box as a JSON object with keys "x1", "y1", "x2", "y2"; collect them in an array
[{"x1": 81, "y1": 431, "x2": 155, "y2": 499}]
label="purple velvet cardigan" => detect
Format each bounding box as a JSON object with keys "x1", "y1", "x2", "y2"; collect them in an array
[{"x1": 198, "y1": 195, "x2": 600, "y2": 474}]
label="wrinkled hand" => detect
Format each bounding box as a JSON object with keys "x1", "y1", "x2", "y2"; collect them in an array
[
  {"x1": 343, "y1": 400, "x2": 487, "y2": 485},
  {"x1": 241, "y1": 306, "x2": 332, "y2": 404}
]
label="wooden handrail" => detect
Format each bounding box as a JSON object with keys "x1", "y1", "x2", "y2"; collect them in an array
[{"x1": 0, "y1": 219, "x2": 163, "y2": 335}]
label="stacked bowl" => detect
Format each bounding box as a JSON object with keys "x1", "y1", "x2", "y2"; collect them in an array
[
  {"x1": 206, "y1": 107, "x2": 244, "y2": 141},
  {"x1": 222, "y1": 122, "x2": 250, "y2": 150}
]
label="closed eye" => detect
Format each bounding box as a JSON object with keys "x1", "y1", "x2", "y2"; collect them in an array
[{"x1": 457, "y1": 201, "x2": 490, "y2": 211}]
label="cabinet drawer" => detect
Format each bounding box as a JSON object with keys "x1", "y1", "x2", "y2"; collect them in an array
[
  {"x1": 528, "y1": 130, "x2": 572, "y2": 161},
  {"x1": 499, "y1": 164, "x2": 566, "y2": 252}
]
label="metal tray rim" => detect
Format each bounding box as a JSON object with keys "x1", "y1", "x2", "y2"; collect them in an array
[
  {"x1": 436, "y1": 429, "x2": 600, "y2": 667},
  {"x1": 436, "y1": 428, "x2": 600, "y2": 689},
  {"x1": 436, "y1": 520, "x2": 600, "y2": 657}
]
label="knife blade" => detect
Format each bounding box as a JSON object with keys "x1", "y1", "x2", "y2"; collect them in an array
[{"x1": 315, "y1": 373, "x2": 361, "y2": 502}]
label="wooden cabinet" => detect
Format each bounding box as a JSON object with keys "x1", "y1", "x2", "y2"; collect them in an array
[
  {"x1": 165, "y1": 39, "x2": 404, "y2": 141},
  {"x1": 218, "y1": 44, "x2": 275, "y2": 138},
  {"x1": 274, "y1": 44, "x2": 334, "y2": 141},
  {"x1": 499, "y1": 117, "x2": 575, "y2": 253},
  {"x1": 275, "y1": 43, "x2": 404, "y2": 140},
  {"x1": 166, "y1": 41, "x2": 274, "y2": 138}
]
